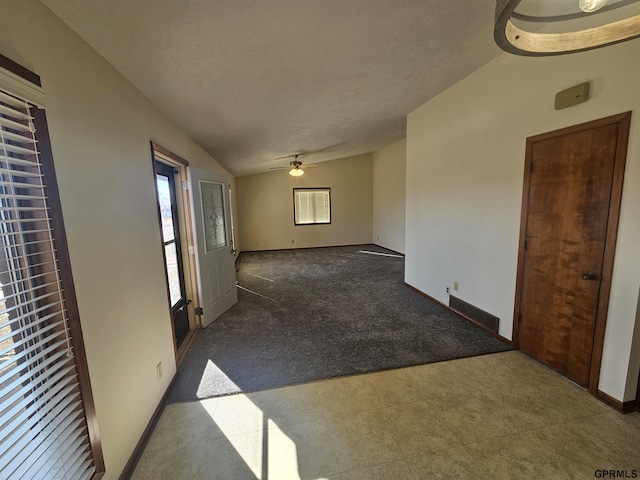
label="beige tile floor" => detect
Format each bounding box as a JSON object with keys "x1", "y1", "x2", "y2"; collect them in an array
[{"x1": 131, "y1": 351, "x2": 640, "y2": 480}]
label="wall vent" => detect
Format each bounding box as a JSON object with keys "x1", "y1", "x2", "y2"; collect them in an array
[{"x1": 449, "y1": 295, "x2": 499, "y2": 333}]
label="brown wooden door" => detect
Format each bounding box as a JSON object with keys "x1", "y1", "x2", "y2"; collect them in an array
[{"x1": 516, "y1": 113, "x2": 630, "y2": 388}]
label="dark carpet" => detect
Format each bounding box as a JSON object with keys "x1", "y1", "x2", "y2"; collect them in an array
[{"x1": 166, "y1": 245, "x2": 511, "y2": 403}]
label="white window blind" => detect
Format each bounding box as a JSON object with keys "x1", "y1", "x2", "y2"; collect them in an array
[
  {"x1": 0, "y1": 89, "x2": 96, "y2": 479},
  {"x1": 294, "y1": 188, "x2": 331, "y2": 225}
]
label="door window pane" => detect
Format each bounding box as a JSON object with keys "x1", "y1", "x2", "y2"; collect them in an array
[
  {"x1": 200, "y1": 181, "x2": 227, "y2": 252},
  {"x1": 156, "y1": 175, "x2": 175, "y2": 242},
  {"x1": 165, "y1": 242, "x2": 182, "y2": 306}
]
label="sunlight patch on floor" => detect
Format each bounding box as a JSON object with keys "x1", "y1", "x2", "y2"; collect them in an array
[
  {"x1": 236, "y1": 284, "x2": 277, "y2": 302},
  {"x1": 196, "y1": 360, "x2": 242, "y2": 398},
  {"x1": 198, "y1": 385, "x2": 328, "y2": 480},
  {"x1": 358, "y1": 250, "x2": 403, "y2": 258}
]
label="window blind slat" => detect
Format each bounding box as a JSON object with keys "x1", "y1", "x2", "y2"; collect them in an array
[
  {"x1": 0, "y1": 154, "x2": 40, "y2": 167},
  {"x1": 0, "y1": 285, "x2": 64, "y2": 320},
  {"x1": 0, "y1": 288, "x2": 62, "y2": 328},
  {"x1": 0, "y1": 117, "x2": 32, "y2": 133},
  {"x1": 28, "y1": 437, "x2": 89, "y2": 480},
  {"x1": 0, "y1": 255, "x2": 57, "y2": 277},
  {"x1": 0, "y1": 104, "x2": 32, "y2": 121},
  {"x1": 58, "y1": 417, "x2": 86, "y2": 457},
  {"x1": 0, "y1": 312, "x2": 66, "y2": 360},
  {"x1": 20, "y1": 413, "x2": 86, "y2": 480},
  {"x1": 0, "y1": 259, "x2": 58, "y2": 280},
  {"x1": 0, "y1": 391, "x2": 81, "y2": 463},
  {"x1": 0, "y1": 130, "x2": 37, "y2": 145},
  {"x1": 0, "y1": 330, "x2": 68, "y2": 385},
  {"x1": 0, "y1": 167, "x2": 42, "y2": 179},
  {"x1": 57, "y1": 451, "x2": 93, "y2": 480},
  {"x1": 0, "y1": 191, "x2": 47, "y2": 202},
  {"x1": 67, "y1": 460, "x2": 94, "y2": 480},
  {"x1": 0, "y1": 324, "x2": 66, "y2": 379},
  {"x1": 63, "y1": 446, "x2": 93, "y2": 480},
  {"x1": 0, "y1": 237, "x2": 54, "y2": 254},
  {"x1": 2, "y1": 398, "x2": 83, "y2": 478},
  {"x1": 0, "y1": 343, "x2": 71, "y2": 422},
  {"x1": 0, "y1": 271, "x2": 65, "y2": 304},
  {"x1": 0, "y1": 388, "x2": 81, "y2": 473},
  {"x1": 0, "y1": 143, "x2": 38, "y2": 156},
  {"x1": 0, "y1": 91, "x2": 29, "y2": 109},
  {"x1": 0, "y1": 349, "x2": 68, "y2": 413},
  {"x1": 0, "y1": 279, "x2": 59, "y2": 305},
  {"x1": 0, "y1": 179, "x2": 45, "y2": 190},
  {"x1": 0, "y1": 219, "x2": 52, "y2": 235}
]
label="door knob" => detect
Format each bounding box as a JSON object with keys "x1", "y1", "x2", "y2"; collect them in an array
[{"x1": 581, "y1": 272, "x2": 597, "y2": 280}]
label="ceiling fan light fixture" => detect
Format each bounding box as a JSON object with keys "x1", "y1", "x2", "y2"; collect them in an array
[
  {"x1": 289, "y1": 168, "x2": 304, "y2": 177},
  {"x1": 494, "y1": 0, "x2": 640, "y2": 56},
  {"x1": 579, "y1": 0, "x2": 609, "y2": 12}
]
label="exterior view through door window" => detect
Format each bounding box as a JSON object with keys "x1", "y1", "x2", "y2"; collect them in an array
[
  {"x1": 156, "y1": 175, "x2": 182, "y2": 305},
  {"x1": 294, "y1": 188, "x2": 331, "y2": 225}
]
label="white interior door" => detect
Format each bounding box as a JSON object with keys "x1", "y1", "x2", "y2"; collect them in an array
[{"x1": 189, "y1": 167, "x2": 237, "y2": 327}]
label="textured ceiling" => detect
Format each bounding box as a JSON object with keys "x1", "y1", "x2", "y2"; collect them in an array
[{"x1": 41, "y1": 0, "x2": 502, "y2": 177}]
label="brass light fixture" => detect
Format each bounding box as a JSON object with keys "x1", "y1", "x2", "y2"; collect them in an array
[
  {"x1": 270, "y1": 154, "x2": 318, "y2": 176},
  {"x1": 494, "y1": 0, "x2": 640, "y2": 56}
]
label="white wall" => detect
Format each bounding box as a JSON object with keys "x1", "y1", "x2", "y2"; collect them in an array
[
  {"x1": 237, "y1": 154, "x2": 373, "y2": 251},
  {"x1": 373, "y1": 139, "x2": 406, "y2": 254},
  {"x1": 0, "y1": 1, "x2": 235, "y2": 478},
  {"x1": 406, "y1": 39, "x2": 640, "y2": 402}
]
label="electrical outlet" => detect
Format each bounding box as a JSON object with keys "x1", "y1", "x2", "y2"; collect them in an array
[
  {"x1": 292, "y1": 240, "x2": 295, "y2": 244},
  {"x1": 454, "y1": 282, "x2": 459, "y2": 291},
  {"x1": 446, "y1": 286, "x2": 450, "y2": 294},
  {"x1": 156, "y1": 362, "x2": 163, "y2": 381}
]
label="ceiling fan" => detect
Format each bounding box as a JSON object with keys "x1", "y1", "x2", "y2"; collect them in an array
[{"x1": 270, "y1": 154, "x2": 318, "y2": 176}]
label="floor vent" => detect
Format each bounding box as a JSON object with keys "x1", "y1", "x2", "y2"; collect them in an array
[{"x1": 449, "y1": 295, "x2": 499, "y2": 333}]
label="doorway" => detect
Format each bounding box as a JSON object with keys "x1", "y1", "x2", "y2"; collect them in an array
[
  {"x1": 154, "y1": 159, "x2": 190, "y2": 349},
  {"x1": 513, "y1": 112, "x2": 631, "y2": 392}
]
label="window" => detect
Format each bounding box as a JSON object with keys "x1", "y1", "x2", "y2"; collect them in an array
[
  {"x1": 0, "y1": 56, "x2": 104, "y2": 479},
  {"x1": 294, "y1": 188, "x2": 331, "y2": 225}
]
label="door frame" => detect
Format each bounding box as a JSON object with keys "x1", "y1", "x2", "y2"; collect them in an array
[
  {"x1": 512, "y1": 111, "x2": 631, "y2": 395},
  {"x1": 151, "y1": 142, "x2": 200, "y2": 361}
]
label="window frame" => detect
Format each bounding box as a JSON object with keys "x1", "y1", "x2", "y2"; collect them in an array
[
  {"x1": 0, "y1": 53, "x2": 105, "y2": 479},
  {"x1": 293, "y1": 187, "x2": 332, "y2": 226}
]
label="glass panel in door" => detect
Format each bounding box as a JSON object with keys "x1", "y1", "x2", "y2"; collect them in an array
[{"x1": 155, "y1": 161, "x2": 189, "y2": 348}]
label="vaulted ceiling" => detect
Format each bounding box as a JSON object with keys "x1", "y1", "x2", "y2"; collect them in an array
[{"x1": 41, "y1": 0, "x2": 501, "y2": 176}]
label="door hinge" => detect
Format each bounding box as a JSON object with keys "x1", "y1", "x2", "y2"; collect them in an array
[
  {"x1": 530, "y1": 162, "x2": 534, "y2": 173},
  {"x1": 523, "y1": 239, "x2": 528, "y2": 251},
  {"x1": 518, "y1": 313, "x2": 522, "y2": 324},
  {"x1": 188, "y1": 245, "x2": 197, "y2": 255},
  {"x1": 194, "y1": 307, "x2": 203, "y2": 316},
  {"x1": 182, "y1": 180, "x2": 191, "y2": 191}
]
